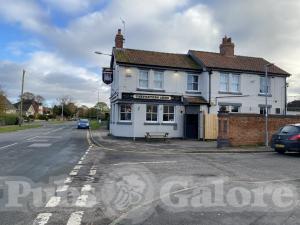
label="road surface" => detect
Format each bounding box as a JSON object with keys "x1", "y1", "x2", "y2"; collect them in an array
[{"x1": 1, "y1": 123, "x2": 300, "y2": 225}]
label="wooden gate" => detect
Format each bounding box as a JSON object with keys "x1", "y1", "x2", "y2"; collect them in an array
[{"x1": 204, "y1": 113, "x2": 218, "y2": 140}]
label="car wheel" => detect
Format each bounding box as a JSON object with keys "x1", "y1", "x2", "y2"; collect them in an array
[{"x1": 275, "y1": 148, "x2": 286, "y2": 154}]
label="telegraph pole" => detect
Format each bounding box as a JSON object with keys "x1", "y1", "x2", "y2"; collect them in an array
[{"x1": 19, "y1": 70, "x2": 25, "y2": 126}]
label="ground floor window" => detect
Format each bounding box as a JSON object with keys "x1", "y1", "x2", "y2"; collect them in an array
[
  {"x1": 260, "y1": 107, "x2": 270, "y2": 115},
  {"x1": 146, "y1": 105, "x2": 158, "y2": 121},
  {"x1": 120, "y1": 104, "x2": 132, "y2": 121},
  {"x1": 231, "y1": 105, "x2": 240, "y2": 113},
  {"x1": 276, "y1": 108, "x2": 281, "y2": 114},
  {"x1": 219, "y1": 105, "x2": 240, "y2": 113},
  {"x1": 163, "y1": 105, "x2": 175, "y2": 122}
]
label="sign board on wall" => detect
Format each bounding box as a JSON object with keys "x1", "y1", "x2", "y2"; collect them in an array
[
  {"x1": 133, "y1": 94, "x2": 172, "y2": 101},
  {"x1": 102, "y1": 67, "x2": 113, "y2": 84}
]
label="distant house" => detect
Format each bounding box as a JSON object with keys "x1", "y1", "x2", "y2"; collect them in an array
[
  {"x1": 14, "y1": 100, "x2": 41, "y2": 117},
  {"x1": 3, "y1": 97, "x2": 17, "y2": 114},
  {"x1": 287, "y1": 100, "x2": 300, "y2": 115},
  {"x1": 43, "y1": 107, "x2": 52, "y2": 115}
]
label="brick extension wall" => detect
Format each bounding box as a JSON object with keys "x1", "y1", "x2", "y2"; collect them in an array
[{"x1": 218, "y1": 113, "x2": 300, "y2": 147}]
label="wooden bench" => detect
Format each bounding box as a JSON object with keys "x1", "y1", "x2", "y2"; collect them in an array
[{"x1": 145, "y1": 132, "x2": 169, "y2": 141}]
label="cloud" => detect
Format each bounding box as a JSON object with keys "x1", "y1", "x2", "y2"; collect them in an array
[
  {"x1": 41, "y1": 0, "x2": 97, "y2": 14},
  {"x1": 0, "y1": 52, "x2": 109, "y2": 106},
  {"x1": 0, "y1": 0, "x2": 300, "y2": 105},
  {"x1": 0, "y1": 0, "x2": 50, "y2": 32}
]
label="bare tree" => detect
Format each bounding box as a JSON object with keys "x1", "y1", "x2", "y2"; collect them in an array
[
  {"x1": 20, "y1": 92, "x2": 35, "y2": 101},
  {"x1": 35, "y1": 95, "x2": 45, "y2": 104}
]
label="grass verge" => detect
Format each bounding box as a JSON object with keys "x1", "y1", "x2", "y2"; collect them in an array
[{"x1": 0, "y1": 124, "x2": 42, "y2": 133}]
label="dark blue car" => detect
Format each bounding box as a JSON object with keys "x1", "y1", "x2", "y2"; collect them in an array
[
  {"x1": 77, "y1": 119, "x2": 90, "y2": 129},
  {"x1": 271, "y1": 124, "x2": 300, "y2": 154}
]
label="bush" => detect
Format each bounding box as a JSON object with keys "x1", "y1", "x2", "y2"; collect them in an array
[
  {"x1": 0, "y1": 114, "x2": 18, "y2": 125},
  {"x1": 36, "y1": 114, "x2": 48, "y2": 120}
]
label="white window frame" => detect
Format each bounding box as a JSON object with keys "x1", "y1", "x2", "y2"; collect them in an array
[
  {"x1": 187, "y1": 74, "x2": 199, "y2": 91},
  {"x1": 220, "y1": 73, "x2": 230, "y2": 92},
  {"x1": 219, "y1": 105, "x2": 241, "y2": 113},
  {"x1": 260, "y1": 76, "x2": 271, "y2": 94},
  {"x1": 231, "y1": 74, "x2": 240, "y2": 93},
  {"x1": 162, "y1": 105, "x2": 175, "y2": 123},
  {"x1": 146, "y1": 105, "x2": 158, "y2": 122},
  {"x1": 153, "y1": 71, "x2": 164, "y2": 89},
  {"x1": 139, "y1": 70, "x2": 149, "y2": 88},
  {"x1": 119, "y1": 104, "x2": 132, "y2": 121},
  {"x1": 220, "y1": 73, "x2": 241, "y2": 93}
]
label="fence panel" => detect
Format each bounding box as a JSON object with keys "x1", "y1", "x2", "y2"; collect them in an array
[{"x1": 204, "y1": 113, "x2": 218, "y2": 140}]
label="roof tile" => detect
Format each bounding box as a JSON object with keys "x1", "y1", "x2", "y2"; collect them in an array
[
  {"x1": 189, "y1": 50, "x2": 290, "y2": 76},
  {"x1": 114, "y1": 48, "x2": 201, "y2": 71}
]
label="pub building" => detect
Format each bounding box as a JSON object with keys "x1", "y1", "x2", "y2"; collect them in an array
[{"x1": 102, "y1": 29, "x2": 290, "y2": 139}]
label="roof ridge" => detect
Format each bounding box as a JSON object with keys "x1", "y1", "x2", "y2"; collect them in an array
[
  {"x1": 189, "y1": 49, "x2": 265, "y2": 60},
  {"x1": 117, "y1": 48, "x2": 188, "y2": 56}
]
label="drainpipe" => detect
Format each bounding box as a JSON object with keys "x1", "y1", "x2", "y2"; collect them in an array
[
  {"x1": 284, "y1": 77, "x2": 287, "y2": 115},
  {"x1": 208, "y1": 69, "x2": 212, "y2": 114}
]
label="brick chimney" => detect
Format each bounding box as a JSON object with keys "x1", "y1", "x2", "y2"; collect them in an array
[
  {"x1": 219, "y1": 36, "x2": 235, "y2": 57},
  {"x1": 115, "y1": 29, "x2": 124, "y2": 48}
]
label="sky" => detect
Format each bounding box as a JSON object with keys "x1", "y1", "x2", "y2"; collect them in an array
[{"x1": 0, "y1": 0, "x2": 299, "y2": 107}]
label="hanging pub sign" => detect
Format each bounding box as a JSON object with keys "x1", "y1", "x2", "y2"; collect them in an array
[{"x1": 102, "y1": 67, "x2": 113, "y2": 84}]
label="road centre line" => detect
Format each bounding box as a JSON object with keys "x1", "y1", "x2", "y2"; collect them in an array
[
  {"x1": 56, "y1": 185, "x2": 69, "y2": 192},
  {"x1": 75, "y1": 195, "x2": 89, "y2": 207},
  {"x1": 113, "y1": 161, "x2": 177, "y2": 166},
  {"x1": 64, "y1": 177, "x2": 73, "y2": 184},
  {"x1": 66, "y1": 211, "x2": 84, "y2": 225},
  {"x1": 45, "y1": 196, "x2": 61, "y2": 208},
  {"x1": 0, "y1": 142, "x2": 18, "y2": 150},
  {"x1": 32, "y1": 213, "x2": 52, "y2": 225}
]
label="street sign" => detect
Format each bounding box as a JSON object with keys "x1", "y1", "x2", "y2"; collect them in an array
[{"x1": 102, "y1": 67, "x2": 113, "y2": 84}]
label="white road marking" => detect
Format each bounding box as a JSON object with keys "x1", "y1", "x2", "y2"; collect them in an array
[
  {"x1": 45, "y1": 196, "x2": 61, "y2": 207},
  {"x1": 45, "y1": 127, "x2": 64, "y2": 134},
  {"x1": 26, "y1": 136, "x2": 39, "y2": 141},
  {"x1": 0, "y1": 142, "x2": 18, "y2": 150},
  {"x1": 78, "y1": 160, "x2": 83, "y2": 165},
  {"x1": 81, "y1": 184, "x2": 92, "y2": 192},
  {"x1": 29, "y1": 143, "x2": 52, "y2": 148},
  {"x1": 113, "y1": 161, "x2": 177, "y2": 166},
  {"x1": 56, "y1": 185, "x2": 69, "y2": 192},
  {"x1": 89, "y1": 168, "x2": 97, "y2": 176},
  {"x1": 75, "y1": 195, "x2": 89, "y2": 207},
  {"x1": 64, "y1": 177, "x2": 73, "y2": 184},
  {"x1": 66, "y1": 211, "x2": 84, "y2": 225},
  {"x1": 33, "y1": 213, "x2": 52, "y2": 225},
  {"x1": 70, "y1": 170, "x2": 79, "y2": 176},
  {"x1": 73, "y1": 165, "x2": 82, "y2": 170}
]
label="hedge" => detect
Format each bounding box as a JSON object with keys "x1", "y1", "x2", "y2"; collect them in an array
[{"x1": 0, "y1": 114, "x2": 19, "y2": 126}]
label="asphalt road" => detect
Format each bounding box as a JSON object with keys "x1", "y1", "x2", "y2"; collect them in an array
[
  {"x1": 1, "y1": 125, "x2": 300, "y2": 225},
  {"x1": 0, "y1": 122, "x2": 89, "y2": 225}
]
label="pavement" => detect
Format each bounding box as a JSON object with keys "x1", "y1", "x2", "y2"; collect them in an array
[
  {"x1": 89, "y1": 128, "x2": 272, "y2": 153},
  {"x1": 2, "y1": 124, "x2": 300, "y2": 225}
]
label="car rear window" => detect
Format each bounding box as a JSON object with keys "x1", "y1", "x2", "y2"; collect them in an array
[
  {"x1": 79, "y1": 119, "x2": 89, "y2": 122},
  {"x1": 280, "y1": 125, "x2": 300, "y2": 134}
]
